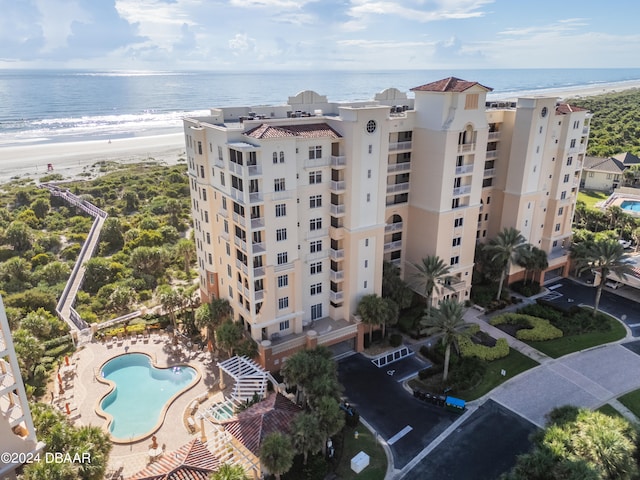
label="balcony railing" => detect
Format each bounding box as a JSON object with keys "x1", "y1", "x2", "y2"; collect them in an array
[
  {"x1": 304, "y1": 157, "x2": 331, "y2": 169},
  {"x1": 387, "y1": 162, "x2": 411, "y2": 173},
  {"x1": 235, "y1": 259, "x2": 248, "y2": 275},
  {"x1": 458, "y1": 143, "x2": 475, "y2": 153},
  {"x1": 251, "y1": 217, "x2": 265, "y2": 229},
  {"x1": 453, "y1": 185, "x2": 472, "y2": 196},
  {"x1": 488, "y1": 131, "x2": 501, "y2": 141},
  {"x1": 234, "y1": 236, "x2": 247, "y2": 252},
  {"x1": 306, "y1": 227, "x2": 329, "y2": 240},
  {"x1": 384, "y1": 240, "x2": 402, "y2": 252},
  {"x1": 253, "y1": 266, "x2": 265, "y2": 277},
  {"x1": 445, "y1": 280, "x2": 467, "y2": 293},
  {"x1": 229, "y1": 162, "x2": 243, "y2": 176},
  {"x1": 455, "y1": 164, "x2": 474, "y2": 175},
  {"x1": 248, "y1": 165, "x2": 262, "y2": 176},
  {"x1": 275, "y1": 262, "x2": 294, "y2": 272},
  {"x1": 390, "y1": 258, "x2": 402, "y2": 267},
  {"x1": 330, "y1": 204, "x2": 345, "y2": 215},
  {"x1": 232, "y1": 212, "x2": 246, "y2": 227},
  {"x1": 389, "y1": 141, "x2": 412, "y2": 151},
  {"x1": 307, "y1": 250, "x2": 329, "y2": 261},
  {"x1": 486, "y1": 150, "x2": 499, "y2": 160},
  {"x1": 249, "y1": 192, "x2": 264, "y2": 203},
  {"x1": 330, "y1": 270, "x2": 344, "y2": 281},
  {"x1": 317, "y1": 323, "x2": 358, "y2": 345},
  {"x1": 330, "y1": 180, "x2": 346, "y2": 192},
  {"x1": 214, "y1": 158, "x2": 225, "y2": 168},
  {"x1": 331, "y1": 155, "x2": 346, "y2": 167},
  {"x1": 269, "y1": 190, "x2": 292, "y2": 201},
  {"x1": 252, "y1": 242, "x2": 266, "y2": 254},
  {"x1": 330, "y1": 248, "x2": 345, "y2": 259},
  {"x1": 230, "y1": 188, "x2": 243, "y2": 202},
  {"x1": 384, "y1": 222, "x2": 403, "y2": 233},
  {"x1": 218, "y1": 231, "x2": 230, "y2": 242},
  {"x1": 386, "y1": 182, "x2": 410, "y2": 194},
  {"x1": 483, "y1": 168, "x2": 496, "y2": 177},
  {"x1": 330, "y1": 291, "x2": 344, "y2": 302}
]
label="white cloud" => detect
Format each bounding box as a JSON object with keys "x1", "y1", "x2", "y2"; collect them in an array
[
  {"x1": 499, "y1": 18, "x2": 589, "y2": 37},
  {"x1": 347, "y1": 0, "x2": 493, "y2": 23},
  {"x1": 228, "y1": 33, "x2": 256, "y2": 55},
  {"x1": 229, "y1": 0, "x2": 313, "y2": 8},
  {"x1": 35, "y1": 0, "x2": 91, "y2": 52}
]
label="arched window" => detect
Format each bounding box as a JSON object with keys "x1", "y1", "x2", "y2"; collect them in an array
[
  {"x1": 273, "y1": 152, "x2": 278, "y2": 164},
  {"x1": 279, "y1": 151, "x2": 285, "y2": 163}
]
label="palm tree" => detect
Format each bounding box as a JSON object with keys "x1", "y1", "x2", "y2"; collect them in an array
[
  {"x1": 195, "y1": 297, "x2": 232, "y2": 355},
  {"x1": 259, "y1": 432, "x2": 294, "y2": 480},
  {"x1": 356, "y1": 294, "x2": 386, "y2": 343},
  {"x1": 209, "y1": 464, "x2": 250, "y2": 480},
  {"x1": 291, "y1": 413, "x2": 324, "y2": 465},
  {"x1": 573, "y1": 239, "x2": 632, "y2": 316},
  {"x1": 486, "y1": 227, "x2": 527, "y2": 300},
  {"x1": 175, "y1": 238, "x2": 195, "y2": 278},
  {"x1": 412, "y1": 255, "x2": 453, "y2": 318},
  {"x1": 420, "y1": 298, "x2": 471, "y2": 382}
]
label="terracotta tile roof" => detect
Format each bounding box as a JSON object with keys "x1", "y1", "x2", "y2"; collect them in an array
[
  {"x1": 245, "y1": 123, "x2": 341, "y2": 140},
  {"x1": 555, "y1": 103, "x2": 588, "y2": 114},
  {"x1": 128, "y1": 439, "x2": 220, "y2": 480},
  {"x1": 410, "y1": 77, "x2": 492, "y2": 93},
  {"x1": 221, "y1": 393, "x2": 302, "y2": 456},
  {"x1": 583, "y1": 156, "x2": 626, "y2": 173}
]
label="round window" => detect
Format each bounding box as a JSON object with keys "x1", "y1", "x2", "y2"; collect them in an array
[
  {"x1": 541, "y1": 107, "x2": 548, "y2": 118},
  {"x1": 366, "y1": 120, "x2": 377, "y2": 134}
]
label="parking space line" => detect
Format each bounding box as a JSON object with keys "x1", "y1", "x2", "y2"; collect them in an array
[
  {"x1": 387, "y1": 425, "x2": 413, "y2": 445},
  {"x1": 547, "y1": 283, "x2": 563, "y2": 290},
  {"x1": 628, "y1": 323, "x2": 640, "y2": 328}
]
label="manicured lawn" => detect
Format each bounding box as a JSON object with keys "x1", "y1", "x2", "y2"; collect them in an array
[
  {"x1": 335, "y1": 422, "x2": 387, "y2": 480},
  {"x1": 596, "y1": 403, "x2": 624, "y2": 419},
  {"x1": 458, "y1": 349, "x2": 539, "y2": 401},
  {"x1": 618, "y1": 389, "x2": 640, "y2": 418},
  {"x1": 526, "y1": 317, "x2": 626, "y2": 358},
  {"x1": 577, "y1": 190, "x2": 608, "y2": 209}
]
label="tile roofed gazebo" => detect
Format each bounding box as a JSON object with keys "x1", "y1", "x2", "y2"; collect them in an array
[
  {"x1": 128, "y1": 439, "x2": 220, "y2": 480},
  {"x1": 245, "y1": 123, "x2": 342, "y2": 140},
  {"x1": 411, "y1": 76, "x2": 493, "y2": 93},
  {"x1": 556, "y1": 103, "x2": 588, "y2": 114}
]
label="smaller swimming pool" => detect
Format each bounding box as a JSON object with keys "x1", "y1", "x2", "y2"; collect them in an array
[
  {"x1": 621, "y1": 200, "x2": 640, "y2": 213},
  {"x1": 99, "y1": 353, "x2": 198, "y2": 441}
]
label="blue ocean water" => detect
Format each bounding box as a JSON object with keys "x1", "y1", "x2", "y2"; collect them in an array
[{"x1": 1, "y1": 68, "x2": 640, "y2": 147}]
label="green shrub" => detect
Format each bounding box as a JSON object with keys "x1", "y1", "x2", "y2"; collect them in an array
[
  {"x1": 459, "y1": 336, "x2": 509, "y2": 361},
  {"x1": 43, "y1": 335, "x2": 72, "y2": 349},
  {"x1": 448, "y1": 357, "x2": 486, "y2": 391},
  {"x1": 389, "y1": 333, "x2": 403, "y2": 347},
  {"x1": 509, "y1": 280, "x2": 541, "y2": 297},
  {"x1": 45, "y1": 343, "x2": 74, "y2": 358},
  {"x1": 490, "y1": 313, "x2": 563, "y2": 341},
  {"x1": 518, "y1": 303, "x2": 564, "y2": 323}
]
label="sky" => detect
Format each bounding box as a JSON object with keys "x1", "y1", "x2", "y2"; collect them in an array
[{"x1": 1, "y1": 0, "x2": 639, "y2": 71}]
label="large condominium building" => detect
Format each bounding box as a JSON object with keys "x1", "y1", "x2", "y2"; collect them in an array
[
  {"x1": 184, "y1": 77, "x2": 590, "y2": 370},
  {"x1": 0, "y1": 296, "x2": 42, "y2": 479}
]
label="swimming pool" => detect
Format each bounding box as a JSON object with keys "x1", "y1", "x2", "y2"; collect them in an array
[
  {"x1": 98, "y1": 353, "x2": 198, "y2": 442},
  {"x1": 621, "y1": 200, "x2": 640, "y2": 212}
]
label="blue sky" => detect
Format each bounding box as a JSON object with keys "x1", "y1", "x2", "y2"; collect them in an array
[{"x1": 1, "y1": 0, "x2": 638, "y2": 70}]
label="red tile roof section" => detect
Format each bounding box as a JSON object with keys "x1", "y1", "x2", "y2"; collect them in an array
[
  {"x1": 128, "y1": 439, "x2": 220, "y2": 480},
  {"x1": 411, "y1": 77, "x2": 493, "y2": 93},
  {"x1": 555, "y1": 103, "x2": 588, "y2": 114},
  {"x1": 245, "y1": 123, "x2": 342, "y2": 140},
  {"x1": 221, "y1": 393, "x2": 302, "y2": 456}
]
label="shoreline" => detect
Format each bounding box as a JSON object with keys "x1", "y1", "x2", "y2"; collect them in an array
[{"x1": 2, "y1": 79, "x2": 640, "y2": 185}]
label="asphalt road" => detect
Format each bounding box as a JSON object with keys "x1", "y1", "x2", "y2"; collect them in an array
[
  {"x1": 541, "y1": 279, "x2": 640, "y2": 336},
  {"x1": 338, "y1": 353, "x2": 459, "y2": 469}
]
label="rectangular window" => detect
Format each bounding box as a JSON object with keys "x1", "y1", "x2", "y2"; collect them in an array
[
  {"x1": 206, "y1": 232, "x2": 211, "y2": 244},
  {"x1": 310, "y1": 261, "x2": 322, "y2": 275},
  {"x1": 198, "y1": 141, "x2": 202, "y2": 155},
  {"x1": 310, "y1": 283, "x2": 322, "y2": 295},
  {"x1": 275, "y1": 203, "x2": 287, "y2": 217},
  {"x1": 227, "y1": 265, "x2": 232, "y2": 277},
  {"x1": 564, "y1": 174, "x2": 570, "y2": 183},
  {"x1": 309, "y1": 146, "x2": 322, "y2": 159},
  {"x1": 366, "y1": 193, "x2": 371, "y2": 202},
  {"x1": 454, "y1": 218, "x2": 464, "y2": 228},
  {"x1": 310, "y1": 218, "x2": 322, "y2": 230},
  {"x1": 452, "y1": 198, "x2": 460, "y2": 209},
  {"x1": 464, "y1": 93, "x2": 479, "y2": 110},
  {"x1": 204, "y1": 211, "x2": 209, "y2": 223},
  {"x1": 273, "y1": 152, "x2": 278, "y2": 164},
  {"x1": 278, "y1": 274, "x2": 288, "y2": 288},
  {"x1": 200, "y1": 165, "x2": 205, "y2": 178},
  {"x1": 310, "y1": 195, "x2": 322, "y2": 208},
  {"x1": 566, "y1": 157, "x2": 573, "y2": 166},
  {"x1": 561, "y1": 191, "x2": 567, "y2": 200},
  {"x1": 558, "y1": 207, "x2": 564, "y2": 216},
  {"x1": 277, "y1": 252, "x2": 288, "y2": 265},
  {"x1": 279, "y1": 320, "x2": 290, "y2": 330},
  {"x1": 606, "y1": 173, "x2": 613, "y2": 180},
  {"x1": 310, "y1": 240, "x2": 322, "y2": 253},
  {"x1": 274, "y1": 178, "x2": 286, "y2": 191},
  {"x1": 450, "y1": 256, "x2": 459, "y2": 265},
  {"x1": 555, "y1": 223, "x2": 561, "y2": 232},
  {"x1": 202, "y1": 189, "x2": 207, "y2": 201},
  {"x1": 278, "y1": 297, "x2": 289, "y2": 310},
  {"x1": 570, "y1": 139, "x2": 577, "y2": 148},
  {"x1": 311, "y1": 303, "x2": 322, "y2": 320},
  {"x1": 364, "y1": 260, "x2": 368, "y2": 268},
  {"x1": 220, "y1": 171, "x2": 225, "y2": 186},
  {"x1": 309, "y1": 171, "x2": 322, "y2": 184},
  {"x1": 452, "y1": 237, "x2": 461, "y2": 247},
  {"x1": 208, "y1": 253, "x2": 213, "y2": 264},
  {"x1": 218, "y1": 146, "x2": 223, "y2": 161},
  {"x1": 276, "y1": 228, "x2": 287, "y2": 241}
]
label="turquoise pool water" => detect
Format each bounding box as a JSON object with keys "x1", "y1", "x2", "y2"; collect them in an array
[
  {"x1": 621, "y1": 200, "x2": 640, "y2": 212},
  {"x1": 100, "y1": 353, "x2": 197, "y2": 440}
]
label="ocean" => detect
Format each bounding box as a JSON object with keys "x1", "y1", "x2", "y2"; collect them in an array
[{"x1": 1, "y1": 68, "x2": 640, "y2": 147}]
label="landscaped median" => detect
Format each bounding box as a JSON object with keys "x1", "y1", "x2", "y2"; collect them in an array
[{"x1": 490, "y1": 303, "x2": 627, "y2": 358}]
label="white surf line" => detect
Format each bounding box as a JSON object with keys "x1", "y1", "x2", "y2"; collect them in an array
[{"x1": 387, "y1": 425, "x2": 413, "y2": 445}]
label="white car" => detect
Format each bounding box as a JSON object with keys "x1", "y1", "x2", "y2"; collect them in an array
[{"x1": 619, "y1": 239, "x2": 632, "y2": 249}]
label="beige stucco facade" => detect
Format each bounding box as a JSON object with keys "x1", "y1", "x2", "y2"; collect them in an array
[{"x1": 184, "y1": 78, "x2": 590, "y2": 369}]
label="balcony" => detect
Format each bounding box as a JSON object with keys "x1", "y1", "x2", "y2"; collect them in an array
[
  {"x1": 253, "y1": 266, "x2": 265, "y2": 277},
  {"x1": 249, "y1": 192, "x2": 264, "y2": 203},
  {"x1": 384, "y1": 240, "x2": 402, "y2": 252},
  {"x1": 307, "y1": 249, "x2": 329, "y2": 262},
  {"x1": 483, "y1": 168, "x2": 496, "y2": 177},
  {"x1": 387, "y1": 162, "x2": 411, "y2": 173},
  {"x1": 331, "y1": 155, "x2": 347, "y2": 167},
  {"x1": 255, "y1": 290, "x2": 264, "y2": 302},
  {"x1": 457, "y1": 143, "x2": 475, "y2": 153},
  {"x1": 269, "y1": 190, "x2": 293, "y2": 201},
  {"x1": 218, "y1": 207, "x2": 229, "y2": 219},
  {"x1": 234, "y1": 236, "x2": 247, "y2": 252},
  {"x1": 486, "y1": 150, "x2": 499, "y2": 160},
  {"x1": 389, "y1": 141, "x2": 412, "y2": 151},
  {"x1": 386, "y1": 182, "x2": 410, "y2": 194},
  {"x1": 386, "y1": 196, "x2": 409, "y2": 206},
  {"x1": 330, "y1": 180, "x2": 346, "y2": 192},
  {"x1": 218, "y1": 231, "x2": 230, "y2": 242},
  {"x1": 453, "y1": 185, "x2": 472, "y2": 196},
  {"x1": 304, "y1": 157, "x2": 331, "y2": 169},
  {"x1": 229, "y1": 162, "x2": 243, "y2": 176},
  {"x1": 237, "y1": 282, "x2": 250, "y2": 297},
  {"x1": 275, "y1": 262, "x2": 294, "y2": 272},
  {"x1": 330, "y1": 270, "x2": 344, "y2": 282},
  {"x1": 384, "y1": 222, "x2": 403, "y2": 233},
  {"x1": 455, "y1": 164, "x2": 474, "y2": 175},
  {"x1": 330, "y1": 291, "x2": 344, "y2": 302},
  {"x1": 330, "y1": 204, "x2": 345, "y2": 216},
  {"x1": 330, "y1": 248, "x2": 345, "y2": 260},
  {"x1": 252, "y1": 242, "x2": 266, "y2": 254},
  {"x1": 232, "y1": 211, "x2": 246, "y2": 227},
  {"x1": 445, "y1": 279, "x2": 467, "y2": 293},
  {"x1": 214, "y1": 157, "x2": 225, "y2": 168},
  {"x1": 306, "y1": 227, "x2": 329, "y2": 240},
  {"x1": 247, "y1": 165, "x2": 262, "y2": 176},
  {"x1": 235, "y1": 259, "x2": 248, "y2": 275},
  {"x1": 582, "y1": 126, "x2": 589, "y2": 135},
  {"x1": 488, "y1": 131, "x2": 501, "y2": 141},
  {"x1": 390, "y1": 257, "x2": 402, "y2": 267},
  {"x1": 230, "y1": 188, "x2": 244, "y2": 202},
  {"x1": 251, "y1": 217, "x2": 265, "y2": 229}
]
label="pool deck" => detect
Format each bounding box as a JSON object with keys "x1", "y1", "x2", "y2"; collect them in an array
[
  {"x1": 57, "y1": 333, "x2": 225, "y2": 479},
  {"x1": 599, "y1": 191, "x2": 640, "y2": 214}
]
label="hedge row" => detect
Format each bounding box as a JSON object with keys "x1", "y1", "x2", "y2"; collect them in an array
[
  {"x1": 490, "y1": 313, "x2": 563, "y2": 341},
  {"x1": 43, "y1": 334, "x2": 72, "y2": 349},
  {"x1": 459, "y1": 336, "x2": 510, "y2": 361}
]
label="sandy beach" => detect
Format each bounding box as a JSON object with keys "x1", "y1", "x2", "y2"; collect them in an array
[{"x1": 1, "y1": 78, "x2": 640, "y2": 185}]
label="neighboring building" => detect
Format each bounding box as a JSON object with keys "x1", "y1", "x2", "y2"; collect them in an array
[
  {"x1": 0, "y1": 297, "x2": 42, "y2": 480},
  {"x1": 129, "y1": 439, "x2": 220, "y2": 480},
  {"x1": 184, "y1": 78, "x2": 591, "y2": 369},
  {"x1": 581, "y1": 152, "x2": 640, "y2": 191}
]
